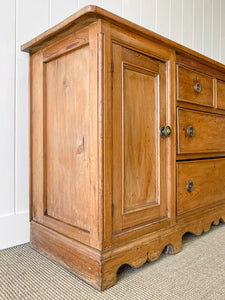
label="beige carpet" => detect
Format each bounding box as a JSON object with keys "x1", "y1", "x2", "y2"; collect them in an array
[{"x1": 1, "y1": 224, "x2": 225, "y2": 300}]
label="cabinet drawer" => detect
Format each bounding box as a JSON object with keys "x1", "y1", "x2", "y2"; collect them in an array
[
  {"x1": 177, "y1": 65, "x2": 214, "y2": 107},
  {"x1": 177, "y1": 159, "x2": 225, "y2": 214},
  {"x1": 217, "y1": 80, "x2": 225, "y2": 110},
  {"x1": 177, "y1": 108, "x2": 225, "y2": 154}
]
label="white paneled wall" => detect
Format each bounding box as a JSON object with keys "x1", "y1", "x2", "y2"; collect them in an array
[
  {"x1": 1, "y1": 0, "x2": 225, "y2": 250},
  {"x1": 212, "y1": 0, "x2": 220, "y2": 61},
  {"x1": 50, "y1": 0, "x2": 78, "y2": 26},
  {"x1": 193, "y1": 0, "x2": 203, "y2": 53},
  {"x1": 0, "y1": 0, "x2": 15, "y2": 217},
  {"x1": 156, "y1": 0, "x2": 170, "y2": 38},
  {"x1": 222, "y1": 1, "x2": 225, "y2": 63}
]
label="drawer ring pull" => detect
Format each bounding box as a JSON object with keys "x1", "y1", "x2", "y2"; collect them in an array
[
  {"x1": 187, "y1": 180, "x2": 194, "y2": 192},
  {"x1": 194, "y1": 82, "x2": 201, "y2": 93},
  {"x1": 187, "y1": 125, "x2": 195, "y2": 137}
]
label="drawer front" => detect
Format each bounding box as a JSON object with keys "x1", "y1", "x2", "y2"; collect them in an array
[
  {"x1": 177, "y1": 159, "x2": 225, "y2": 214},
  {"x1": 177, "y1": 65, "x2": 214, "y2": 107},
  {"x1": 217, "y1": 80, "x2": 225, "y2": 110},
  {"x1": 177, "y1": 108, "x2": 225, "y2": 154}
]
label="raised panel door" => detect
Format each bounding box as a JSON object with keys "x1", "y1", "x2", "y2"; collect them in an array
[{"x1": 112, "y1": 44, "x2": 169, "y2": 234}]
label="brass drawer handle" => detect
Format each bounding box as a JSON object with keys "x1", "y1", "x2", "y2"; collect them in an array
[
  {"x1": 194, "y1": 82, "x2": 201, "y2": 93},
  {"x1": 160, "y1": 125, "x2": 172, "y2": 138},
  {"x1": 187, "y1": 125, "x2": 195, "y2": 137},
  {"x1": 187, "y1": 180, "x2": 194, "y2": 192}
]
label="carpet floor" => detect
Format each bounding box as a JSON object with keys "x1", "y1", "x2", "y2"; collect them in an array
[{"x1": 1, "y1": 224, "x2": 225, "y2": 300}]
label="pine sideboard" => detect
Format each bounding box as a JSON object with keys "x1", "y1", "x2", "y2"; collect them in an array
[{"x1": 21, "y1": 5, "x2": 225, "y2": 290}]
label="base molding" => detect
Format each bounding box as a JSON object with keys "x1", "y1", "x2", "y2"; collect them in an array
[
  {"x1": 30, "y1": 222, "x2": 102, "y2": 289},
  {"x1": 0, "y1": 212, "x2": 30, "y2": 250},
  {"x1": 30, "y1": 206, "x2": 225, "y2": 290}
]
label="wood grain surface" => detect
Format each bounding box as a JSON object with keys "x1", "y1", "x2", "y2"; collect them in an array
[
  {"x1": 111, "y1": 43, "x2": 170, "y2": 234},
  {"x1": 45, "y1": 45, "x2": 91, "y2": 232},
  {"x1": 177, "y1": 65, "x2": 214, "y2": 107},
  {"x1": 177, "y1": 159, "x2": 225, "y2": 214},
  {"x1": 177, "y1": 108, "x2": 225, "y2": 154},
  {"x1": 217, "y1": 79, "x2": 225, "y2": 110}
]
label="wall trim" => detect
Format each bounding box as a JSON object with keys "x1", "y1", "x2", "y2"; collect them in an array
[{"x1": 0, "y1": 211, "x2": 30, "y2": 250}]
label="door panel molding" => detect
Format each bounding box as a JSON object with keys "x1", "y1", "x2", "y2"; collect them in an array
[{"x1": 112, "y1": 43, "x2": 170, "y2": 234}]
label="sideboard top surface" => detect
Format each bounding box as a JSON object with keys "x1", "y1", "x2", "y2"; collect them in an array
[{"x1": 21, "y1": 5, "x2": 225, "y2": 73}]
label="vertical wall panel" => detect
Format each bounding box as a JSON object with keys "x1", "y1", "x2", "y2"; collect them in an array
[
  {"x1": 102, "y1": 0, "x2": 122, "y2": 16},
  {"x1": 78, "y1": 0, "x2": 102, "y2": 10},
  {"x1": 193, "y1": 0, "x2": 203, "y2": 54},
  {"x1": 170, "y1": 0, "x2": 182, "y2": 43},
  {"x1": 221, "y1": 0, "x2": 225, "y2": 63},
  {"x1": 15, "y1": 58, "x2": 29, "y2": 213},
  {"x1": 140, "y1": 0, "x2": 156, "y2": 31},
  {"x1": 212, "y1": 0, "x2": 220, "y2": 62},
  {"x1": 123, "y1": 0, "x2": 140, "y2": 24},
  {"x1": 203, "y1": 0, "x2": 213, "y2": 58},
  {"x1": 17, "y1": 0, "x2": 49, "y2": 60},
  {"x1": 156, "y1": 0, "x2": 170, "y2": 38},
  {"x1": 0, "y1": 0, "x2": 15, "y2": 216},
  {"x1": 182, "y1": 0, "x2": 193, "y2": 48},
  {"x1": 50, "y1": 0, "x2": 78, "y2": 26}
]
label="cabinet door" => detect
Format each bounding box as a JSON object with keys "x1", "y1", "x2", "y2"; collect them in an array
[{"x1": 112, "y1": 44, "x2": 169, "y2": 234}]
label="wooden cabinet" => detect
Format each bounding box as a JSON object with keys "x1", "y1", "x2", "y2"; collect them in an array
[{"x1": 22, "y1": 5, "x2": 225, "y2": 290}]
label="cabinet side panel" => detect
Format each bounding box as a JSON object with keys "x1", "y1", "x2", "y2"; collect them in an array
[{"x1": 45, "y1": 45, "x2": 91, "y2": 232}]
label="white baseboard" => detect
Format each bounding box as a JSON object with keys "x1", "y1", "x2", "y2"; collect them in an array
[{"x1": 0, "y1": 211, "x2": 30, "y2": 250}]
